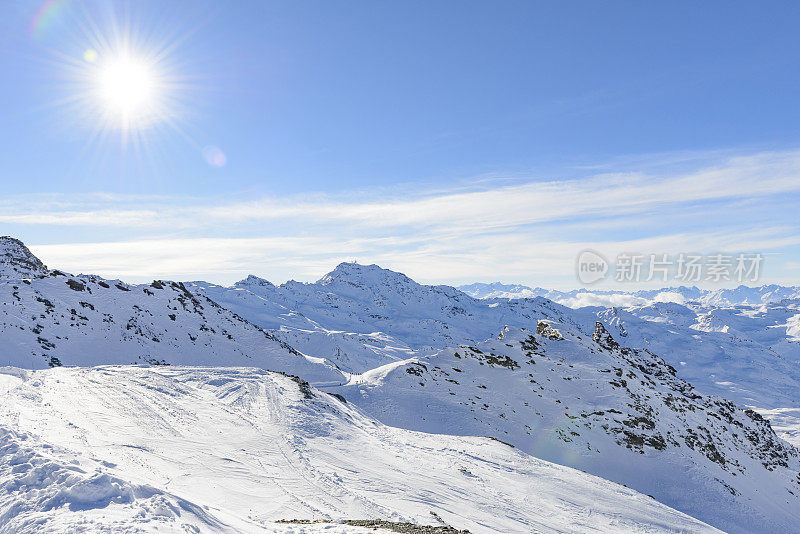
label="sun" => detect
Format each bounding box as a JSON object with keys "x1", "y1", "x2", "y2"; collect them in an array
[
  {"x1": 89, "y1": 53, "x2": 164, "y2": 132},
  {"x1": 97, "y1": 57, "x2": 155, "y2": 116},
  {"x1": 41, "y1": 3, "x2": 196, "y2": 155}
]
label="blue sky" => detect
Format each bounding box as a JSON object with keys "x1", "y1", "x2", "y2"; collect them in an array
[{"x1": 1, "y1": 0, "x2": 799, "y2": 287}]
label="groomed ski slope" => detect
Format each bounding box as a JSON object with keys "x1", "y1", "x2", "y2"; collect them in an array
[{"x1": 0, "y1": 366, "x2": 717, "y2": 533}]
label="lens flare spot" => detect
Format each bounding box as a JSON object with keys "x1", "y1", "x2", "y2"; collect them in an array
[
  {"x1": 203, "y1": 146, "x2": 227, "y2": 167},
  {"x1": 29, "y1": 0, "x2": 70, "y2": 39},
  {"x1": 83, "y1": 48, "x2": 98, "y2": 63}
]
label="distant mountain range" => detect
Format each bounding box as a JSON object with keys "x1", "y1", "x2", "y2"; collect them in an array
[{"x1": 458, "y1": 281, "x2": 800, "y2": 307}]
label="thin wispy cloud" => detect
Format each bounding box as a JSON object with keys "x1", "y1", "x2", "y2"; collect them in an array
[
  {"x1": 6, "y1": 148, "x2": 800, "y2": 287},
  {"x1": 5, "y1": 149, "x2": 800, "y2": 229}
]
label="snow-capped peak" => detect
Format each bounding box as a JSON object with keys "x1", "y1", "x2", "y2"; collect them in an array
[
  {"x1": 459, "y1": 281, "x2": 800, "y2": 308},
  {"x1": 234, "y1": 274, "x2": 275, "y2": 288},
  {"x1": 317, "y1": 262, "x2": 414, "y2": 287},
  {"x1": 458, "y1": 281, "x2": 545, "y2": 299},
  {"x1": 0, "y1": 236, "x2": 47, "y2": 279}
]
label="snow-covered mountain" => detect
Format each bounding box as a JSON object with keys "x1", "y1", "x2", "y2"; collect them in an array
[
  {"x1": 700, "y1": 285, "x2": 800, "y2": 306},
  {"x1": 457, "y1": 281, "x2": 550, "y2": 300},
  {"x1": 0, "y1": 236, "x2": 341, "y2": 383},
  {"x1": 189, "y1": 264, "x2": 554, "y2": 374},
  {"x1": 458, "y1": 281, "x2": 800, "y2": 307},
  {"x1": 329, "y1": 323, "x2": 800, "y2": 533},
  {"x1": 189, "y1": 261, "x2": 800, "y2": 533},
  {"x1": 0, "y1": 366, "x2": 717, "y2": 533},
  {"x1": 456, "y1": 279, "x2": 800, "y2": 449},
  {"x1": 594, "y1": 301, "x2": 800, "y2": 405},
  {"x1": 2, "y1": 239, "x2": 800, "y2": 532},
  {"x1": 192, "y1": 263, "x2": 800, "y2": 415},
  {"x1": 0, "y1": 236, "x2": 47, "y2": 279},
  {"x1": 190, "y1": 263, "x2": 601, "y2": 375}
]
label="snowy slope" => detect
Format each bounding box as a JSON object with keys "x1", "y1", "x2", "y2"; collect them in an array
[
  {"x1": 329, "y1": 323, "x2": 800, "y2": 534},
  {"x1": 451, "y1": 277, "x2": 800, "y2": 450},
  {"x1": 0, "y1": 425, "x2": 260, "y2": 533},
  {"x1": 0, "y1": 366, "x2": 717, "y2": 533}
]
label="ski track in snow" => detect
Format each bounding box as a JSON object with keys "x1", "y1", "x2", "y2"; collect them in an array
[{"x1": 0, "y1": 366, "x2": 718, "y2": 533}]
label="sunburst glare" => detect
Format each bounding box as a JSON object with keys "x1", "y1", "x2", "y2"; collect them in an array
[
  {"x1": 38, "y1": 1, "x2": 198, "y2": 167},
  {"x1": 74, "y1": 39, "x2": 180, "y2": 140}
]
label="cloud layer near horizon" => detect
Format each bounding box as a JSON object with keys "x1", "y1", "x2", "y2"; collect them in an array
[{"x1": 5, "y1": 148, "x2": 800, "y2": 287}]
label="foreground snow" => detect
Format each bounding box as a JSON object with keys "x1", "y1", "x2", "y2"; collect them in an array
[{"x1": 0, "y1": 366, "x2": 717, "y2": 533}]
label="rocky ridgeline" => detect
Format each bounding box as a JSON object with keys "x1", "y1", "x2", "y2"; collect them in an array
[
  {"x1": 0, "y1": 236, "x2": 48, "y2": 279},
  {"x1": 0, "y1": 241, "x2": 341, "y2": 382}
]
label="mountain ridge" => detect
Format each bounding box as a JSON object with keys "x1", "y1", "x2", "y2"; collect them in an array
[
  {"x1": 458, "y1": 280, "x2": 800, "y2": 307},
  {"x1": 0, "y1": 236, "x2": 48, "y2": 279}
]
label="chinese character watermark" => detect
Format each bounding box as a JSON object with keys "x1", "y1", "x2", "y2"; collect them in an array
[{"x1": 575, "y1": 251, "x2": 763, "y2": 285}]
